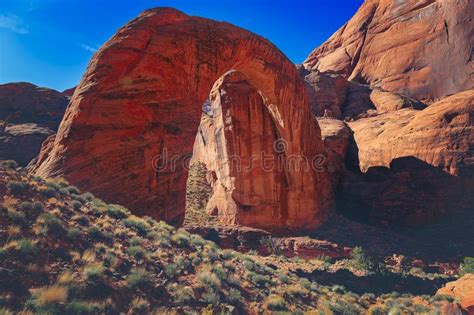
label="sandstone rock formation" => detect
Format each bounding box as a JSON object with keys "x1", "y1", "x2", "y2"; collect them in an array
[
  {"x1": 437, "y1": 274, "x2": 474, "y2": 313},
  {"x1": 298, "y1": 67, "x2": 426, "y2": 120},
  {"x1": 0, "y1": 82, "x2": 68, "y2": 130},
  {"x1": 297, "y1": 66, "x2": 348, "y2": 118},
  {"x1": 0, "y1": 123, "x2": 53, "y2": 166},
  {"x1": 348, "y1": 90, "x2": 474, "y2": 176},
  {"x1": 31, "y1": 8, "x2": 333, "y2": 229},
  {"x1": 304, "y1": 0, "x2": 474, "y2": 102}
]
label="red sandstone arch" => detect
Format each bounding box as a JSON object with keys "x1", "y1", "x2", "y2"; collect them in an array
[{"x1": 31, "y1": 8, "x2": 333, "y2": 229}]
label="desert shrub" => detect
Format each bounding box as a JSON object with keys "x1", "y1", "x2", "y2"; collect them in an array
[
  {"x1": 247, "y1": 272, "x2": 272, "y2": 288},
  {"x1": 39, "y1": 187, "x2": 58, "y2": 198},
  {"x1": 73, "y1": 214, "x2": 89, "y2": 226},
  {"x1": 106, "y1": 204, "x2": 130, "y2": 219},
  {"x1": 219, "y1": 249, "x2": 236, "y2": 260},
  {"x1": 127, "y1": 246, "x2": 147, "y2": 260},
  {"x1": 37, "y1": 213, "x2": 65, "y2": 236},
  {"x1": 127, "y1": 268, "x2": 151, "y2": 289},
  {"x1": 188, "y1": 234, "x2": 206, "y2": 248},
  {"x1": 260, "y1": 236, "x2": 282, "y2": 255},
  {"x1": 197, "y1": 270, "x2": 221, "y2": 290},
  {"x1": 243, "y1": 259, "x2": 255, "y2": 271},
  {"x1": 227, "y1": 288, "x2": 243, "y2": 305},
  {"x1": 299, "y1": 278, "x2": 312, "y2": 290},
  {"x1": 146, "y1": 230, "x2": 159, "y2": 240},
  {"x1": 460, "y1": 257, "x2": 474, "y2": 275},
  {"x1": 175, "y1": 286, "x2": 195, "y2": 305},
  {"x1": 211, "y1": 265, "x2": 227, "y2": 282},
  {"x1": 67, "y1": 186, "x2": 80, "y2": 195},
  {"x1": 278, "y1": 273, "x2": 290, "y2": 284},
  {"x1": 64, "y1": 300, "x2": 98, "y2": 314},
  {"x1": 413, "y1": 304, "x2": 430, "y2": 313},
  {"x1": 72, "y1": 200, "x2": 82, "y2": 211},
  {"x1": 171, "y1": 229, "x2": 191, "y2": 248},
  {"x1": 0, "y1": 307, "x2": 13, "y2": 315},
  {"x1": 1, "y1": 160, "x2": 18, "y2": 170},
  {"x1": 7, "y1": 209, "x2": 26, "y2": 225},
  {"x1": 285, "y1": 284, "x2": 308, "y2": 299},
  {"x1": 129, "y1": 298, "x2": 150, "y2": 315},
  {"x1": 16, "y1": 238, "x2": 38, "y2": 259},
  {"x1": 264, "y1": 294, "x2": 287, "y2": 311},
  {"x1": 129, "y1": 237, "x2": 142, "y2": 246},
  {"x1": 123, "y1": 216, "x2": 150, "y2": 234},
  {"x1": 7, "y1": 181, "x2": 29, "y2": 196},
  {"x1": 67, "y1": 228, "x2": 83, "y2": 241},
  {"x1": 18, "y1": 201, "x2": 43, "y2": 212},
  {"x1": 81, "y1": 192, "x2": 95, "y2": 201},
  {"x1": 202, "y1": 291, "x2": 220, "y2": 305},
  {"x1": 28, "y1": 285, "x2": 68, "y2": 313},
  {"x1": 7, "y1": 225, "x2": 21, "y2": 239},
  {"x1": 351, "y1": 246, "x2": 374, "y2": 271},
  {"x1": 433, "y1": 294, "x2": 454, "y2": 302},
  {"x1": 87, "y1": 227, "x2": 113, "y2": 244},
  {"x1": 368, "y1": 305, "x2": 386, "y2": 315},
  {"x1": 83, "y1": 264, "x2": 104, "y2": 283},
  {"x1": 165, "y1": 263, "x2": 179, "y2": 278},
  {"x1": 331, "y1": 284, "x2": 346, "y2": 294}
]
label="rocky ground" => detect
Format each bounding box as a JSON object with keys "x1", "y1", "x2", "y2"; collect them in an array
[{"x1": 1, "y1": 162, "x2": 471, "y2": 314}]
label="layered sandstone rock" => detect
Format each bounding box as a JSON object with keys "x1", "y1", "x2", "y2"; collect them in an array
[
  {"x1": 31, "y1": 8, "x2": 333, "y2": 229},
  {"x1": 304, "y1": 0, "x2": 474, "y2": 102},
  {"x1": 348, "y1": 90, "x2": 474, "y2": 176},
  {"x1": 337, "y1": 90, "x2": 474, "y2": 225},
  {"x1": 0, "y1": 82, "x2": 68, "y2": 130},
  {"x1": 0, "y1": 123, "x2": 53, "y2": 166},
  {"x1": 297, "y1": 66, "x2": 348, "y2": 118},
  {"x1": 437, "y1": 274, "x2": 474, "y2": 313}
]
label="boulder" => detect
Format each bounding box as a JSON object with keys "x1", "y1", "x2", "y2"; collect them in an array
[
  {"x1": 0, "y1": 82, "x2": 68, "y2": 130},
  {"x1": 304, "y1": 0, "x2": 474, "y2": 102},
  {"x1": 30, "y1": 8, "x2": 333, "y2": 229},
  {"x1": 437, "y1": 274, "x2": 474, "y2": 313},
  {"x1": 0, "y1": 123, "x2": 53, "y2": 166}
]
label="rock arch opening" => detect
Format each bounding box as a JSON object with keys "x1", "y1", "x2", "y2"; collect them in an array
[{"x1": 30, "y1": 8, "x2": 333, "y2": 230}]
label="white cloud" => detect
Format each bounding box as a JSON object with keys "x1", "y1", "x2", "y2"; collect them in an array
[
  {"x1": 0, "y1": 14, "x2": 28, "y2": 34},
  {"x1": 80, "y1": 44, "x2": 100, "y2": 53}
]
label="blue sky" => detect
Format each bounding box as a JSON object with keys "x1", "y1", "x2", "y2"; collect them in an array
[{"x1": 0, "y1": 0, "x2": 363, "y2": 91}]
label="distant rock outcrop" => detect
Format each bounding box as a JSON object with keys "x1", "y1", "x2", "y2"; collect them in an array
[
  {"x1": 0, "y1": 123, "x2": 53, "y2": 166},
  {"x1": 304, "y1": 0, "x2": 474, "y2": 102},
  {"x1": 437, "y1": 274, "x2": 474, "y2": 313},
  {"x1": 0, "y1": 82, "x2": 68, "y2": 130}
]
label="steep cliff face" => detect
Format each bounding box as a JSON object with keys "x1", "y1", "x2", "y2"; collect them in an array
[
  {"x1": 30, "y1": 8, "x2": 333, "y2": 230},
  {"x1": 304, "y1": 0, "x2": 474, "y2": 102}
]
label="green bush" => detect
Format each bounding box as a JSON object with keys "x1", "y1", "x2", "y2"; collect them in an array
[
  {"x1": 106, "y1": 204, "x2": 130, "y2": 219},
  {"x1": 460, "y1": 257, "x2": 474, "y2": 275},
  {"x1": 123, "y1": 217, "x2": 149, "y2": 234},
  {"x1": 351, "y1": 246, "x2": 374, "y2": 271},
  {"x1": 129, "y1": 298, "x2": 150, "y2": 315},
  {"x1": 197, "y1": 270, "x2": 221, "y2": 290},
  {"x1": 127, "y1": 268, "x2": 151, "y2": 289},
  {"x1": 83, "y1": 264, "x2": 104, "y2": 283},
  {"x1": 7, "y1": 209, "x2": 26, "y2": 225},
  {"x1": 171, "y1": 229, "x2": 191, "y2": 247},
  {"x1": 1, "y1": 160, "x2": 18, "y2": 170},
  {"x1": 87, "y1": 227, "x2": 113, "y2": 244},
  {"x1": 39, "y1": 187, "x2": 58, "y2": 198},
  {"x1": 264, "y1": 294, "x2": 287, "y2": 311},
  {"x1": 7, "y1": 181, "x2": 29, "y2": 196},
  {"x1": 127, "y1": 246, "x2": 147, "y2": 260},
  {"x1": 175, "y1": 286, "x2": 195, "y2": 305},
  {"x1": 72, "y1": 200, "x2": 82, "y2": 211},
  {"x1": 16, "y1": 238, "x2": 38, "y2": 259},
  {"x1": 64, "y1": 300, "x2": 98, "y2": 314},
  {"x1": 67, "y1": 228, "x2": 83, "y2": 241},
  {"x1": 67, "y1": 186, "x2": 81, "y2": 195},
  {"x1": 37, "y1": 213, "x2": 65, "y2": 236}
]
